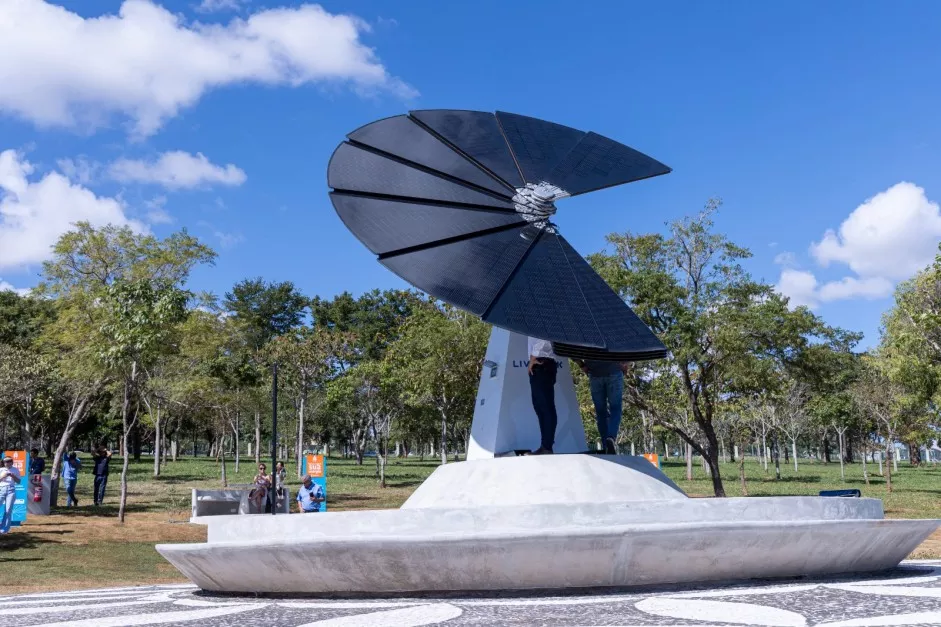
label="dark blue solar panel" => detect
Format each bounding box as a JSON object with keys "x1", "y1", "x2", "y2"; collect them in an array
[
  {"x1": 380, "y1": 225, "x2": 535, "y2": 316},
  {"x1": 557, "y1": 236, "x2": 667, "y2": 355},
  {"x1": 485, "y1": 231, "x2": 605, "y2": 348},
  {"x1": 545, "y1": 132, "x2": 672, "y2": 197},
  {"x1": 330, "y1": 193, "x2": 525, "y2": 256},
  {"x1": 410, "y1": 110, "x2": 524, "y2": 189},
  {"x1": 328, "y1": 143, "x2": 514, "y2": 210},
  {"x1": 495, "y1": 112, "x2": 585, "y2": 185},
  {"x1": 348, "y1": 115, "x2": 513, "y2": 197},
  {"x1": 552, "y1": 343, "x2": 667, "y2": 361}
]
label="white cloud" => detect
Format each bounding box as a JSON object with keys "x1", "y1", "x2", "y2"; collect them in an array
[
  {"x1": 0, "y1": 149, "x2": 144, "y2": 270},
  {"x1": 810, "y1": 182, "x2": 941, "y2": 280},
  {"x1": 775, "y1": 182, "x2": 940, "y2": 309},
  {"x1": 0, "y1": 279, "x2": 30, "y2": 296},
  {"x1": 109, "y1": 151, "x2": 246, "y2": 189},
  {"x1": 145, "y1": 195, "x2": 173, "y2": 224},
  {"x1": 775, "y1": 270, "x2": 893, "y2": 310},
  {"x1": 0, "y1": 0, "x2": 417, "y2": 136},
  {"x1": 56, "y1": 157, "x2": 99, "y2": 185},
  {"x1": 776, "y1": 269, "x2": 820, "y2": 309},
  {"x1": 773, "y1": 251, "x2": 796, "y2": 267},
  {"x1": 194, "y1": 0, "x2": 246, "y2": 13},
  {"x1": 816, "y1": 276, "x2": 894, "y2": 302}
]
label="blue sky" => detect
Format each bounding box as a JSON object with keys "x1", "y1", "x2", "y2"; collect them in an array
[{"x1": 2, "y1": 1, "x2": 941, "y2": 348}]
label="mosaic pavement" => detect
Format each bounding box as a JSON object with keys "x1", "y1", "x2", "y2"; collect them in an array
[{"x1": 2, "y1": 561, "x2": 941, "y2": 626}]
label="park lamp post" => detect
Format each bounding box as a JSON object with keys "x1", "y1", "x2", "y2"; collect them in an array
[{"x1": 271, "y1": 362, "x2": 278, "y2": 516}]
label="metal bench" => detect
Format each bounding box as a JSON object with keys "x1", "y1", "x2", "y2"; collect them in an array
[{"x1": 819, "y1": 489, "x2": 861, "y2": 498}]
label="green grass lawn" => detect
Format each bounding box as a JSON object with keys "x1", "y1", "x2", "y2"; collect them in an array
[{"x1": 0, "y1": 453, "x2": 938, "y2": 593}]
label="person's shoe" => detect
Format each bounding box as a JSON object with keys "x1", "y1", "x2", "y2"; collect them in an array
[
  {"x1": 530, "y1": 447, "x2": 553, "y2": 455},
  {"x1": 604, "y1": 438, "x2": 618, "y2": 455}
]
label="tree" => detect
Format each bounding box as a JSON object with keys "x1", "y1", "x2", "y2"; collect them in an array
[
  {"x1": 37, "y1": 222, "x2": 214, "y2": 506},
  {"x1": 97, "y1": 279, "x2": 189, "y2": 522},
  {"x1": 387, "y1": 305, "x2": 488, "y2": 464},
  {"x1": 593, "y1": 202, "x2": 853, "y2": 496},
  {"x1": 268, "y1": 327, "x2": 352, "y2": 476},
  {"x1": 777, "y1": 379, "x2": 809, "y2": 473},
  {"x1": 224, "y1": 278, "x2": 307, "y2": 462},
  {"x1": 851, "y1": 359, "x2": 908, "y2": 493}
]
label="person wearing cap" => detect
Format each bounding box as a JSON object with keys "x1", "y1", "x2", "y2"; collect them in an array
[
  {"x1": 527, "y1": 336, "x2": 560, "y2": 455},
  {"x1": 0, "y1": 455, "x2": 22, "y2": 534},
  {"x1": 296, "y1": 475, "x2": 325, "y2": 513}
]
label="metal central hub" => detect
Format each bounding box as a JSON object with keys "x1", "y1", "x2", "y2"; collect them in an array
[{"x1": 512, "y1": 182, "x2": 569, "y2": 227}]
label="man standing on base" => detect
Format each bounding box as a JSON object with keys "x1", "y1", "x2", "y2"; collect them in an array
[
  {"x1": 527, "y1": 336, "x2": 560, "y2": 455},
  {"x1": 577, "y1": 359, "x2": 629, "y2": 455}
]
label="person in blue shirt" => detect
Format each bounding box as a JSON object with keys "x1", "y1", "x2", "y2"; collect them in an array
[
  {"x1": 295, "y1": 475, "x2": 325, "y2": 513},
  {"x1": 62, "y1": 452, "x2": 82, "y2": 507}
]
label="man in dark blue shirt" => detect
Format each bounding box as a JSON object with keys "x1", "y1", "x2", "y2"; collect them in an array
[
  {"x1": 92, "y1": 446, "x2": 112, "y2": 506},
  {"x1": 577, "y1": 360, "x2": 629, "y2": 455},
  {"x1": 29, "y1": 449, "x2": 45, "y2": 476}
]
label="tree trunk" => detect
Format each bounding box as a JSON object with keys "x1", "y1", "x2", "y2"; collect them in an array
[
  {"x1": 153, "y1": 405, "x2": 161, "y2": 478},
  {"x1": 118, "y1": 363, "x2": 137, "y2": 524},
  {"x1": 861, "y1": 440, "x2": 870, "y2": 485},
  {"x1": 837, "y1": 430, "x2": 845, "y2": 483},
  {"x1": 908, "y1": 442, "x2": 922, "y2": 466},
  {"x1": 439, "y1": 409, "x2": 448, "y2": 466},
  {"x1": 738, "y1": 444, "x2": 747, "y2": 496},
  {"x1": 772, "y1": 433, "x2": 781, "y2": 480},
  {"x1": 885, "y1": 441, "x2": 893, "y2": 493},
  {"x1": 685, "y1": 443, "x2": 692, "y2": 481},
  {"x1": 254, "y1": 410, "x2": 261, "y2": 464},
  {"x1": 823, "y1": 435, "x2": 831, "y2": 463},
  {"x1": 170, "y1": 435, "x2": 178, "y2": 462},
  {"x1": 792, "y1": 438, "x2": 799, "y2": 472},
  {"x1": 296, "y1": 394, "x2": 305, "y2": 479},
  {"x1": 132, "y1": 422, "x2": 142, "y2": 462},
  {"x1": 233, "y1": 412, "x2": 240, "y2": 475},
  {"x1": 49, "y1": 393, "x2": 94, "y2": 484},
  {"x1": 220, "y1": 431, "x2": 228, "y2": 487},
  {"x1": 761, "y1": 426, "x2": 768, "y2": 471}
]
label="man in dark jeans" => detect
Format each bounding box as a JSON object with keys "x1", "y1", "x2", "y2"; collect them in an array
[
  {"x1": 527, "y1": 336, "x2": 560, "y2": 455},
  {"x1": 92, "y1": 446, "x2": 112, "y2": 506},
  {"x1": 576, "y1": 359, "x2": 629, "y2": 454}
]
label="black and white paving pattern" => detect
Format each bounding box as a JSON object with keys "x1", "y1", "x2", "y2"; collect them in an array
[{"x1": 3, "y1": 561, "x2": 941, "y2": 626}]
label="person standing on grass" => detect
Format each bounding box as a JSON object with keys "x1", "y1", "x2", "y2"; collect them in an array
[
  {"x1": 575, "y1": 359, "x2": 630, "y2": 455},
  {"x1": 62, "y1": 452, "x2": 82, "y2": 507},
  {"x1": 295, "y1": 475, "x2": 325, "y2": 513},
  {"x1": 0, "y1": 455, "x2": 22, "y2": 534},
  {"x1": 92, "y1": 446, "x2": 112, "y2": 507},
  {"x1": 29, "y1": 448, "x2": 45, "y2": 477}
]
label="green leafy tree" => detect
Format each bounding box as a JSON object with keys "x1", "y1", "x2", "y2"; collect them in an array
[
  {"x1": 97, "y1": 279, "x2": 189, "y2": 522},
  {"x1": 224, "y1": 277, "x2": 307, "y2": 462},
  {"x1": 38, "y1": 222, "x2": 214, "y2": 497},
  {"x1": 387, "y1": 305, "x2": 489, "y2": 464},
  {"x1": 592, "y1": 202, "x2": 856, "y2": 496}
]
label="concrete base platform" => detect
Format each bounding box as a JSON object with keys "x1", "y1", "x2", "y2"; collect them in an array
[{"x1": 156, "y1": 455, "x2": 941, "y2": 595}]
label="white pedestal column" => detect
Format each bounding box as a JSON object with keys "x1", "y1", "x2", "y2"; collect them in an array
[{"x1": 468, "y1": 327, "x2": 587, "y2": 459}]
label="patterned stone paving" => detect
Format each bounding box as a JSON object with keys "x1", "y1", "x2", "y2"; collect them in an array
[{"x1": 2, "y1": 561, "x2": 940, "y2": 626}]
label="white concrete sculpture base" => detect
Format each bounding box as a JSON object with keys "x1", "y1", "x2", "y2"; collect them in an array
[
  {"x1": 467, "y1": 328, "x2": 587, "y2": 459},
  {"x1": 156, "y1": 455, "x2": 941, "y2": 595}
]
